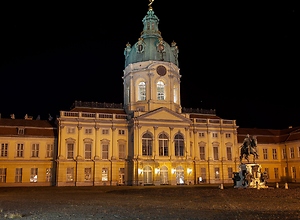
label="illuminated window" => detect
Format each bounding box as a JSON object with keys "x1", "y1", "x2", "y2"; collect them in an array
[
  {"x1": 30, "y1": 168, "x2": 38, "y2": 183},
  {"x1": 46, "y1": 168, "x2": 52, "y2": 182},
  {"x1": 159, "y1": 133, "x2": 168, "y2": 156},
  {"x1": 157, "y1": 81, "x2": 165, "y2": 100},
  {"x1": 142, "y1": 132, "x2": 153, "y2": 156},
  {"x1": 214, "y1": 167, "x2": 220, "y2": 179},
  {"x1": 138, "y1": 81, "x2": 146, "y2": 101},
  {"x1": 85, "y1": 168, "x2": 92, "y2": 181},
  {"x1": 102, "y1": 168, "x2": 108, "y2": 181},
  {"x1": 67, "y1": 167, "x2": 74, "y2": 182}
]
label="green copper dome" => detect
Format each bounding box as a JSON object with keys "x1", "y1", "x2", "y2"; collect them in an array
[{"x1": 124, "y1": 8, "x2": 179, "y2": 68}]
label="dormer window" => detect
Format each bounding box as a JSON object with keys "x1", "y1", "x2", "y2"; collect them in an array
[{"x1": 18, "y1": 128, "x2": 25, "y2": 135}]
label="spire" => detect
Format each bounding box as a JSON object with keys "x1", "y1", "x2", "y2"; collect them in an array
[
  {"x1": 141, "y1": 1, "x2": 161, "y2": 38},
  {"x1": 148, "y1": 0, "x2": 154, "y2": 11}
]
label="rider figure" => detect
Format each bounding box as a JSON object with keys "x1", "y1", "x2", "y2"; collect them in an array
[{"x1": 242, "y1": 134, "x2": 252, "y2": 154}]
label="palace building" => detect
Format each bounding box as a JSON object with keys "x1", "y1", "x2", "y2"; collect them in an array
[{"x1": 0, "y1": 3, "x2": 300, "y2": 187}]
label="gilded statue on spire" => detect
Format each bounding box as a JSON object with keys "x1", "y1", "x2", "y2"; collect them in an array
[{"x1": 148, "y1": 0, "x2": 154, "y2": 10}]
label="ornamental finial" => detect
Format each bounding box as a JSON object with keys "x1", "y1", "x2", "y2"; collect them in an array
[{"x1": 148, "y1": 0, "x2": 154, "y2": 10}]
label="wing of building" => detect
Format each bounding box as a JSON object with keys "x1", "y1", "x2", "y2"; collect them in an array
[{"x1": 0, "y1": 3, "x2": 299, "y2": 187}]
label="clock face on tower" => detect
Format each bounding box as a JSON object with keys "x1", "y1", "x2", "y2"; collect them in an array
[{"x1": 156, "y1": 65, "x2": 166, "y2": 76}]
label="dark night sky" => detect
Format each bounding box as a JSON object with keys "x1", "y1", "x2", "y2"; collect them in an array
[{"x1": 0, "y1": 1, "x2": 298, "y2": 129}]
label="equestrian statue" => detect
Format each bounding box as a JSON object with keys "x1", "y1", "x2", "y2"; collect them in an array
[{"x1": 239, "y1": 134, "x2": 259, "y2": 163}]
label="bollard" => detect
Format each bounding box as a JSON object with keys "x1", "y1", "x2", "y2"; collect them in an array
[
  {"x1": 285, "y1": 183, "x2": 288, "y2": 189},
  {"x1": 276, "y1": 182, "x2": 279, "y2": 188},
  {"x1": 220, "y1": 183, "x2": 224, "y2": 189}
]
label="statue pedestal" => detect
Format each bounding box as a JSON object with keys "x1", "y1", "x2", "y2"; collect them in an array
[{"x1": 233, "y1": 163, "x2": 268, "y2": 189}]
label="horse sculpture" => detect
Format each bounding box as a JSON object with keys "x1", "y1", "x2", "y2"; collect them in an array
[{"x1": 240, "y1": 135, "x2": 259, "y2": 163}]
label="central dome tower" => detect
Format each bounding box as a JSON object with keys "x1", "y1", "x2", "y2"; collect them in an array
[{"x1": 123, "y1": 2, "x2": 181, "y2": 114}]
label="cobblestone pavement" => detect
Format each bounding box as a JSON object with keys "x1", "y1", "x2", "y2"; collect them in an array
[{"x1": 0, "y1": 183, "x2": 300, "y2": 219}]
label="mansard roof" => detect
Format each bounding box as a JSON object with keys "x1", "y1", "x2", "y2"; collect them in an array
[{"x1": 0, "y1": 118, "x2": 57, "y2": 137}]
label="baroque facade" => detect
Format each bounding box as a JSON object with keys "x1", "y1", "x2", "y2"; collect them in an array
[{"x1": 1, "y1": 4, "x2": 300, "y2": 187}]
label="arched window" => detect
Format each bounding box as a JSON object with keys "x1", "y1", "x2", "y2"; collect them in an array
[
  {"x1": 142, "y1": 132, "x2": 153, "y2": 156},
  {"x1": 138, "y1": 81, "x2": 146, "y2": 101},
  {"x1": 174, "y1": 133, "x2": 184, "y2": 156},
  {"x1": 157, "y1": 81, "x2": 165, "y2": 100},
  {"x1": 173, "y1": 85, "x2": 178, "y2": 103},
  {"x1": 159, "y1": 133, "x2": 169, "y2": 156},
  {"x1": 143, "y1": 166, "x2": 153, "y2": 184}
]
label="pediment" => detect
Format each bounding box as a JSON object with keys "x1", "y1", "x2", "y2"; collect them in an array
[{"x1": 136, "y1": 107, "x2": 191, "y2": 124}]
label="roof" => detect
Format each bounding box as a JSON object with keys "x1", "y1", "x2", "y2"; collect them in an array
[
  {"x1": 0, "y1": 118, "x2": 57, "y2": 137},
  {"x1": 237, "y1": 126, "x2": 300, "y2": 144}
]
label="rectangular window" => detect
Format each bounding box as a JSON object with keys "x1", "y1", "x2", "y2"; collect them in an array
[
  {"x1": 0, "y1": 168, "x2": 7, "y2": 183},
  {"x1": 272, "y1": 149, "x2": 277, "y2": 160},
  {"x1": 214, "y1": 167, "x2": 220, "y2": 179},
  {"x1": 282, "y1": 148, "x2": 287, "y2": 159},
  {"x1": 67, "y1": 167, "x2": 74, "y2": 182},
  {"x1": 67, "y1": 143, "x2": 74, "y2": 159},
  {"x1": 118, "y1": 129, "x2": 125, "y2": 135},
  {"x1": 46, "y1": 144, "x2": 53, "y2": 158},
  {"x1": 102, "y1": 144, "x2": 108, "y2": 159},
  {"x1": 212, "y1": 133, "x2": 218, "y2": 138},
  {"x1": 31, "y1": 144, "x2": 39, "y2": 157},
  {"x1": 119, "y1": 144, "x2": 125, "y2": 159},
  {"x1": 213, "y1": 146, "x2": 219, "y2": 160},
  {"x1": 30, "y1": 168, "x2": 38, "y2": 183},
  {"x1": 291, "y1": 166, "x2": 296, "y2": 179},
  {"x1": 15, "y1": 168, "x2": 22, "y2": 183},
  {"x1": 225, "y1": 133, "x2": 231, "y2": 138},
  {"x1": 46, "y1": 168, "x2": 52, "y2": 182},
  {"x1": 198, "y1": 132, "x2": 205, "y2": 138},
  {"x1": 274, "y1": 168, "x2": 279, "y2": 179},
  {"x1": 85, "y1": 128, "x2": 92, "y2": 134},
  {"x1": 199, "y1": 146, "x2": 205, "y2": 160},
  {"x1": 85, "y1": 143, "x2": 92, "y2": 160},
  {"x1": 228, "y1": 167, "x2": 233, "y2": 179},
  {"x1": 67, "y1": 127, "x2": 75, "y2": 134},
  {"x1": 290, "y1": 147, "x2": 295, "y2": 159},
  {"x1": 1, "y1": 143, "x2": 8, "y2": 157},
  {"x1": 84, "y1": 168, "x2": 92, "y2": 181},
  {"x1": 263, "y1": 148, "x2": 268, "y2": 160},
  {"x1": 226, "y1": 147, "x2": 232, "y2": 160},
  {"x1": 102, "y1": 168, "x2": 108, "y2": 181},
  {"x1": 102, "y1": 129, "x2": 109, "y2": 135},
  {"x1": 16, "y1": 143, "x2": 24, "y2": 157},
  {"x1": 298, "y1": 146, "x2": 300, "y2": 157}
]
